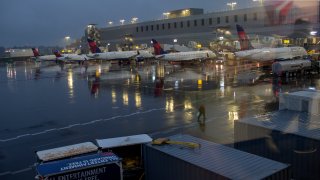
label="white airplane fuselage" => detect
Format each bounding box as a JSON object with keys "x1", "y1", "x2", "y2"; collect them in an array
[
  {"x1": 137, "y1": 50, "x2": 154, "y2": 59},
  {"x1": 88, "y1": 51, "x2": 138, "y2": 60},
  {"x1": 157, "y1": 50, "x2": 216, "y2": 61},
  {"x1": 56, "y1": 54, "x2": 92, "y2": 62},
  {"x1": 235, "y1": 46, "x2": 307, "y2": 61},
  {"x1": 34, "y1": 55, "x2": 57, "y2": 62}
]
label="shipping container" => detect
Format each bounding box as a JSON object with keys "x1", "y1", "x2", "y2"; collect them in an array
[
  {"x1": 96, "y1": 134, "x2": 152, "y2": 180},
  {"x1": 279, "y1": 90, "x2": 320, "y2": 115},
  {"x1": 35, "y1": 142, "x2": 122, "y2": 180},
  {"x1": 145, "y1": 134, "x2": 291, "y2": 180},
  {"x1": 35, "y1": 152, "x2": 122, "y2": 180},
  {"x1": 235, "y1": 110, "x2": 320, "y2": 179}
]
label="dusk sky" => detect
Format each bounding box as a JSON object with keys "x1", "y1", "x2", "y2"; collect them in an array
[{"x1": 0, "y1": 0, "x2": 254, "y2": 47}]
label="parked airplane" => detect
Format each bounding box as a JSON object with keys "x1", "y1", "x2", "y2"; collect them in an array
[
  {"x1": 86, "y1": 38, "x2": 138, "y2": 61},
  {"x1": 234, "y1": 24, "x2": 307, "y2": 61},
  {"x1": 151, "y1": 39, "x2": 216, "y2": 62},
  {"x1": 31, "y1": 48, "x2": 57, "y2": 62},
  {"x1": 53, "y1": 50, "x2": 92, "y2": 63}
]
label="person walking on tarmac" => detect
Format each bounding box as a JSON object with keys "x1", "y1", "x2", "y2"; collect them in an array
[{"x1": 197, "y1": 104, "x2": 206, "y2": 122}]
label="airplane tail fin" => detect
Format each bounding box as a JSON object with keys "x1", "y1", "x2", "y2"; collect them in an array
[
  {"x1": 32, "y1": 48, "x2": 40, "y2": 57},
  {"x1": 236, "y1": 24, "x2": 254, "y2": 50},
  {"x1": 151, "y1": 39, "x2": 165, "y2": 55},
  {"x1": 87, "y1": 38, "x2": 102, "y2": 53},
  {"x1": 53, "y1": 50, "x2": 62, "y2": 57}
]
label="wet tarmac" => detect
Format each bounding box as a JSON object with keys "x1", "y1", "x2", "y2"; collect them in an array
[{"x1": 0, "y1": 59, "x2": 319, "y2": 179}]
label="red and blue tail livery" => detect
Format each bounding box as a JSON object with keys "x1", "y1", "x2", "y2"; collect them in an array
[
  {"x1": 32, "y1": 48, "x2": 40, "y2": 57},
  {"x1": 236, "y1": 24, "x2": 254, "y2": 51},
  {"x1": 53, "y1": 50, "x2": 62, "y2": 57},
  {"x1": 87, "y1": 38, "x2": 102, "y2": 53},
  {"x1": 151, "y1": 39, "x2": 165, "y2": 55}
]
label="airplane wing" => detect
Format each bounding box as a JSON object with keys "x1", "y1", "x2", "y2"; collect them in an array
[
  {"x1": 155, "y1": 55, "x2": 165, "y2": 59},
  {"x1": 34, "y1": 55, "x2": 58, "y2": 62},
  {"x1": 57, "y1": 55, "x2": 82, "y2": 62},
  {"x1": 83, "y1": 55, "x2": 94, "y2": 60},
  {"x1": 87, "y1": 53, "x2": 100, "y2": 59}
]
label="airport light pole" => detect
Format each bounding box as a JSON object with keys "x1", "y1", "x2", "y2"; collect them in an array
[
  {"x1": 227, "y1": 2, "x2": 237, "y2": 10},
  {"x1": 64, "y1": 36, "x2": 70, "y2": 49},
  {"x1": 173, "y1": 39, "x2": 178, "y2": 51},
  {"x1": 106, "y1": 43, "x2": 110, "y2": 52}
]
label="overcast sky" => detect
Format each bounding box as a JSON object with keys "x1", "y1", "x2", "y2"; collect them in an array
[{"x1": 0, "y1": 0, "x2": 253, "y2": 47}]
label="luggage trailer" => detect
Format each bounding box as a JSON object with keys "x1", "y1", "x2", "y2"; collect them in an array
[
  {"x1": 34, "y1": 134, "x2": 152, "y2": 180},
  {"x1": 34, "y1": 142, "x2": 123, "y2": 180}
]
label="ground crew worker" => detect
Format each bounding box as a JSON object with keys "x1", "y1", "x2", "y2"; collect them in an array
[{"x1": 198, "y1": 104, "x2": 206, "y2": 122}]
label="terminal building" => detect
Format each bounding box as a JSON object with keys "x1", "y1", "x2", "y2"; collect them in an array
[{"x1": 85, "y1": 1, "x2": 320, "y2": 52}]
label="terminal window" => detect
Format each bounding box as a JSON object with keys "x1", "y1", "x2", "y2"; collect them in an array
[
  {"x1": 244, "y1": 14, "x2": 247, "y2": 22},
  {"x1": 253, "y1": 13, "x2": 258, "y2": 21},
  {"x1": 225, "y1": 16, "x2": 229, "y2": 23},
  {"x1": 180, "y1": 21, "x2": 184, "y2": 28},
  {"x1": 168, "y1": 23, "x2": 171, "y2": 29},
  {"x1": 156, "y1": 24, "x2": 159, "y2": 31},
  {"x1": 217, "y1": 17, "x2": 220, "y2": 24},
  {"x1": 209, "y1": 18, "x2": 212, "y2": 25},
  {"x1": 151, "y1": 25, "x2": 154, "y2": 31},
  {"x1": 162, "y1": 24, "x2": 165, "y2": 30},
  {"x1": 141, "y1": 26, "x2": 143, "y2": 32},
  {"x1": 136, "y1": 27, "x2": 138, "y2": 32},
  {"x1": 174, "y1": 22, "x2": 177, "y2": 28},
  {"x1": 201, "y1": 19, "x2": 205, "y2": 26},
  {"x1": 234, "y1": 15, "x2": 238, "y2": 23},
  {"x1": 187, "y1": 20, "x2": 190, "y2": 27},
  {"x1": 146, "y1": 26, "x2": 148, "y2": 31},
  {"x1": 194, "y1": 20, "x2": 197, "y2": 26}
]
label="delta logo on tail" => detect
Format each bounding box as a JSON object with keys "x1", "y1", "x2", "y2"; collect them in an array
[
  {"x1": 151, "y1": 39, "x2": 165, "y2": 55},
  {"x1": 87, "y1": 38, "x2": 102, "y2": 53},
  {"x1": 53, "y1": 50, "x2": 62, "y2": 57},
  {"x1": 236, "y1": 24, "x2": 254, "y2": 51},
  {"x1": 32, "y1": 48, "x2": 40, "y2": 57}
]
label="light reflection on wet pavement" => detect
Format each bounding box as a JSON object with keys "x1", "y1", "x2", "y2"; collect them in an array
[{"x1": 0, "y1": 60, "x2": 319, "y2": 179}]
